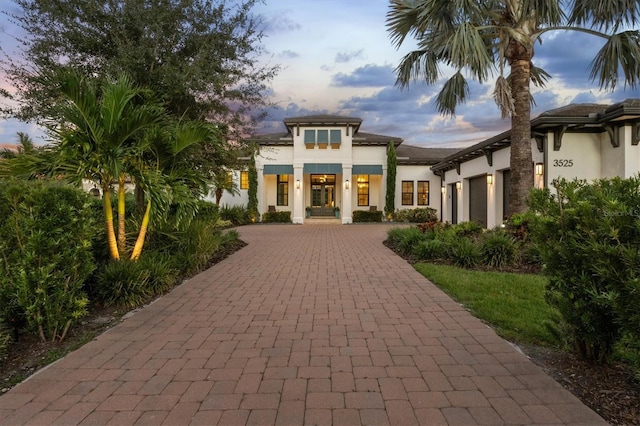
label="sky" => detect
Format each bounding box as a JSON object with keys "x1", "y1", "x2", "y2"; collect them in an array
[{"x1": 2, "y1": 0, "x2": 640, "y2": 149}]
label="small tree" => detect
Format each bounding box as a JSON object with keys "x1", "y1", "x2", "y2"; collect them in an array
[
  {"x1": 247, "y1": 152, "x2": 259, "y2": 222},
  {"x1": 385, "y1": 142, "x2": 397, "y2": 217}
]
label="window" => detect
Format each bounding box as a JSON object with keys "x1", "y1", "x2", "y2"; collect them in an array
[
  {"x1": 226, "y1": 171, "x2": 233, "y2": 186},
  {"x1": 240, "y1": 171, "x2": 249, "y2": 190},
  {"x1": 402, "y1": 181, "x2": 414, "y2": 205},
  {"x1": 303, "y1": 129, "x2": 341, "y2": 149},
  {"x1": 417, "y1": 181, "x2": 429, "y2": 205},
  {"x1": 357, "y1": 175, "x2": 369, "y2": 206},
  {"x1": 277, "y1": 174, "x2": 289, "y2": 206}
]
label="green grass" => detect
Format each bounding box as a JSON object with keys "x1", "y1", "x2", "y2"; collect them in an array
[{"x1": 414, "y1": 263, "x2": 562, "y2": 347}]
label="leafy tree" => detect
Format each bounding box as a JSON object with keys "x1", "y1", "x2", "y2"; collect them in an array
[
  {"x1": 2, "y1": 0, "x2": 278, "y2": 138},
  {"x1": 387, "y1": 0, "x2": 640, "y2": 215},
  {"x1": 385, "y1": 142, "x2": 397, "y2": 217}
]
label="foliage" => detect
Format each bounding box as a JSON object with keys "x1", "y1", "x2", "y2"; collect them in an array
[
  {"x1": 0, "y1": 181, "x2": 94, "y2": 342},
  {"x1": 387, "y1": 0, "x2": 640, "y2": 214},
  {"x1": 414, "y1": 238, "x2": 445, "y2": 261},
  {"x1": 2, "y1": 0, "x2": 279, "y2": 139},
  {"x1": 220, "y1": 205, "x2": 250, "y2": 226},
  {"x1": 395, "y1": 207, "x2": 438, "y2": 223},
  {"x1": 528, "y1": 177, "x2": 640, "y2": 363},
  {"x1": 415, "y1": 263, "x2": 561, "y2": 346},
  {"x1": 261, "y1": 211, "x2": 292, "y2": 223},
  {"x1": 93, "y1": 260, "x2": 151, "y2": 308},
  {"x1": 450, "y1": 237, "x2": 481, "y2": 268},
  {"x1": 481, "y1": 230, "x2": 518, "y2": 268},
  {"x1": 247, "y1": 153, "x2": 259, "y2": 222},
  {"x1": 353, "y1": 210, "x2": 383, "y2": 222},
  {"x1": 0, "y1": 320, "x2": 10, "y2": 357},
  {"x1": 397, "y1": 226, "x2": 428, "y2": 256},
  {"x1": 385, "y1": 142, "x2": 396, "y2": 215},
  {"x1": 451, "y1": 220, "x2": 484, "y2": 238}
]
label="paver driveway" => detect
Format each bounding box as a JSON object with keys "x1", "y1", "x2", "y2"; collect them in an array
[{"x1": 0, "y1": 224, "x2": 605, "y2": 425}]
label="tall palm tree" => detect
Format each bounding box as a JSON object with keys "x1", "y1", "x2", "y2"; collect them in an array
[{"x1": 387, "y1": 0, "x2": 640, "y2": 215}]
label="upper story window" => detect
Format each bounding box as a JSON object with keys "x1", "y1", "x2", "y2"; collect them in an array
[{"x1": 304, "y1": 129, "x2": 342, "y2": 149}]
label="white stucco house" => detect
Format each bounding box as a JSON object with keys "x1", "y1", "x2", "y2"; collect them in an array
[
  {"x1": 212, "y1": 99, "x2": 640, "y2": 227},
  {"x1": 209, "y1": 114, "x2": 456, "y2": 224}
]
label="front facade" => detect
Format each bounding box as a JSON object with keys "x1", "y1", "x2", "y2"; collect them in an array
[
  {"x1": 215, "y1": 99, "x2": 640, "y2": 227},
  {"x1": 214, "y1": 115, "x2": 455, "y2": 224}
]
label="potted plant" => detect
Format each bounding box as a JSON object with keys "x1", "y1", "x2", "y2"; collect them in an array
[
  {"x1": 334, "y1": 206, "x2": 340, "y2": 218},
  {"x1": 305, "y1": 206, "x2": 311, "y2": 218}
]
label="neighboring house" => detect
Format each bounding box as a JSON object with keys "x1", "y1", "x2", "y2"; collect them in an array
[
  {"x1": 433, "y1": 99, "x2": 640, "y2": 228},
  {"x1": 211, "y1": 115, "x2": 456, "y2": 223}
]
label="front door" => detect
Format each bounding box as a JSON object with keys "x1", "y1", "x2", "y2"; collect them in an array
[{"x1": 311, "y1": 174, "x2": 335, "y2": 216}]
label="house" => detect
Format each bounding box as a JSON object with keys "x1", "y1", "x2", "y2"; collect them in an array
[
  {"x1": 433, "y1": 99, "x2": 640, "y2": 228},
  {"x1": 212, "y1": 99, "x2": 640, "y2": 227},
  {"x1": 211, "y1": 115, "x2": 456, "y2": 223}
]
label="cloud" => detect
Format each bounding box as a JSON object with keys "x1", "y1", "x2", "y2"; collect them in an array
[
  {"x1": 258, "y1": 11, "x2": 301, "y2": 34},
  {"x1": 335, "y1": 49, "x2": 365, "y2": 63},
  {"x1": 331, "y1": 64, "x2": 396, "y2": 88},
  {"x1": 279, "y1": 50, "x2": 299, "y2": 59}
]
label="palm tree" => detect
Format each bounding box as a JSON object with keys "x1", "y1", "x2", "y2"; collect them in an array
[
  {"x1": 53, "y1": 70, "x2": 164, "y2": 260},
  {"x1": 211, "y1": 169, "x2": 240, "y2": 205},
  {"x1": 387, "y1": 0, "x2": 640, "y2": 215}
]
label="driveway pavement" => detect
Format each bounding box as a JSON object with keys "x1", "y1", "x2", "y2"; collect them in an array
[{"x1": 0, "y1": 224, "x2": 606, "y2": 425}]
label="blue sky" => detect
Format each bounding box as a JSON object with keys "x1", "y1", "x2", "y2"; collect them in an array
[{"x1": 2, "y1": 0, "x2": 640, "y2": 148}]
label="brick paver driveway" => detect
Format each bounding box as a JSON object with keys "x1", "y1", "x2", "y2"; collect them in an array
[{"x1": 0, "y1": 224, "x2": 605, "y2": 425}]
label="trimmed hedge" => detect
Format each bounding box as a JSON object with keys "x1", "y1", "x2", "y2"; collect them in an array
[
  {"x1": 395, "y1": 207, "x2": 438, "y2": 223},
  {"x1": 262, "y1": 211, "x2": 291, "y2": 223},
  {"x1": 353, "y1": 210, "x2": 383, "y2": 222}
]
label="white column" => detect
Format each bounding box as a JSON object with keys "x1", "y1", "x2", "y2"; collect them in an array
[
  {"x1": 381, "y1": 165, "x2": 387, "y2": 217},
  {"x1": 257, "y1": 166, "x2": 264, "y2": 220},
  {"x1": 342, "y1": 165, "x2": 353, "y2": 224},
  {"x1": 292, "y1": 165, "x2": 304, "y2": 224}
]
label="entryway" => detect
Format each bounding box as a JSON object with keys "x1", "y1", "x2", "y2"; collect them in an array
[{"x1": 310, "y1": 174, "x2": 335, "y2": 216}]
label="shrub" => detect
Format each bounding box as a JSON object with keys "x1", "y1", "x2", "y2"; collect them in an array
[
  {"x1": 220, "y1": 204, "x2": 250, "y2": 225},
  {"x1": 0, "y1": 182, "x2": 94, "y2": 342},
  {"x1": 94, "y1": 260, "x2": 151, "y2": 307},
  {"x1": 0, "y1": 320, "x2": 10, "y2": 357},
  {"x1": 414, "y1": 239, "x2": 446, "y2": 261},
  {"x1": 353, "y1": 210, "x2": 383, "y2": 222},
  {"x1": 387, "y1": 227, "x2": 409, "y2": 245},
  {"x1": 451, "y1": 221, "x2": 484, "y2": 237},
  {"x1": 450, "y1": 237, "x2": 481, "y2": 268},
  {"x1": 138, "y1": 253, "x2": 179, "y2": 295},
  {"x1": 196, "y1": 200, "x2": 220, "y2": 222},
  {"x1": 529, "y1": 177, "x2": 640, "y2": 363},
  {"x1": 395, "y1": 207, "x2": 438, "y2": 223},
  {"x1": 397, "y1": 227, "x2": 427, "y2": 256},
  {"x1": 262, "y1": 211, "x2": 291, "y2": 223},
  {"x1": 481, "y1": 231, "x2": 517, "y2": 268}
]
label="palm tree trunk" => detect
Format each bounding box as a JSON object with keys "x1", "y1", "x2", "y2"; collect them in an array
[
  {"x1": 103, "y1": 187, "x2": 120, "y2": 260},
  {"x1": 509, "y1": 55, "x2": 534, "y2": 215},
  {"x1": 117, "y1": 176, "x2": 126, "y2": 255},
  {"x1": 130, "y1": 199, "x2": 151, "y2": 261}
]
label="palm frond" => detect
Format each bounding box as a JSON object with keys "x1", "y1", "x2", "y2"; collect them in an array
[
  {"x1": 395, "y1": 49, "x2": 440, "y2": 87},
  {"x1": 530, "y1": 63, "x2": 551, "y2": 88},
  {"x1": 568, "y1": 0, "x2": 640, "y2": 31},
  {"x1": 447, "y1": 22, "x2": 494, "y2": 82},
  {"x1": 493, "y1": 75, "x2": 514, "y2": 119},
  {"x1": 436, "y1": 71, "x2": 469, "y2": 116},
  {"x1": 590, "y1": 30, "x2": 640, "y2": 90}
]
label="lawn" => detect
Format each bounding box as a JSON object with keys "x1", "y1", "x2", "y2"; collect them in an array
[{"x1": 414, "y1": 263, "x2": 562, "y2": 347}]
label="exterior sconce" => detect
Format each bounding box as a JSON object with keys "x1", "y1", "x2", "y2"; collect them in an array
[
  {"x1": 296, "y1": 179, "x2": 301, "y2": 189},
  {"x1": 486, "y1": 174, "x2": 493, "y2": 185},
  {"x1": 345, "y1": 180, "x2": 350, "y2": 190},
  {"x1": 456, "y1": 181, "x2": 461, "y2": 190},
  {"x1": 441, "y1": 186, "x2": 445, "y2": 193},
  {"x1": 535, "y1": 162, "x2": 544, "y2": 176}
]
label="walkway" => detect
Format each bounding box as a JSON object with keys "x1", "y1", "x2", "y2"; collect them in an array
[{"x1": 0, "y1": 225, "x2": 605, "y2": 425}]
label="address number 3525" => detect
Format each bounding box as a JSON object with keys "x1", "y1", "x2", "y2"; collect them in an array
[{"x1": 553, "y1": 159, "x2": 573, "y2": 167}]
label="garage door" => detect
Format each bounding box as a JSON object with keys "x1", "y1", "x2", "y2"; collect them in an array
[{"x1": 469, "y1": 176, "x2": 487, "y2": 228}]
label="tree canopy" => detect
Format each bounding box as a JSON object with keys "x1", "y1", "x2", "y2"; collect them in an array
[{"x1": 1, "y1": 0, "x2": 278, "y2": 140}]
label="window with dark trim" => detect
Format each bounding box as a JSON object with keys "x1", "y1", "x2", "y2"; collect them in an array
[
  {"x1": 417, "y1": 181, "x2": 429, "y2": 205},
  {"x1": 277, "y1": 174, "x2": 289, "y2": 206},
  {"x1": 402, "y1": 180, "x2": 414, "y2": 205},
  {"x1": 357, "y1": 174, "x2": 369, "y2": 206},
  {"x1": 240, "y1": 171, "x2": 249, "y2": 190}
]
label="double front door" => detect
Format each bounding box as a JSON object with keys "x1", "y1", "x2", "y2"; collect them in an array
[{"x1": 310, "y1": 174, "x2": 335, "y2": 216}]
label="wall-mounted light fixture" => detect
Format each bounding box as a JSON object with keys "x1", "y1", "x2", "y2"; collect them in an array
[
  {"x1": 535, "y1": 162, "x2": 544, "y2": 176},
  {"x1": 441, "y1": 186, "x2": 445, "y2": 193},
  {"x1": 296, "y1": 179, "x2": 301, "y2": 189},
  {"x1": 344, "y1": 180, "x2": 350, "y2": 190},
  {"x1": 486, "y1": 174, "x2": 493, "y2": 185},
  {"x1": 456, "y1": 181, "x2": 461, "y2": 190}
]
